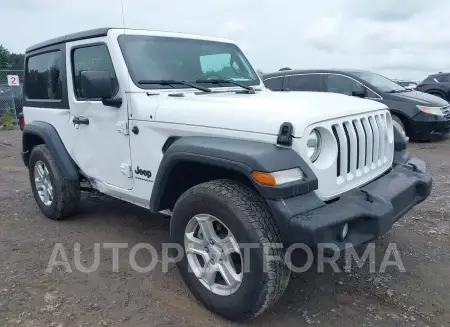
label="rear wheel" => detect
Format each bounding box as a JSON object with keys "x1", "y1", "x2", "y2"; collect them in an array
[
  {"x1": 428, "y1": 91, "x2": 445, "y2": 99},
  {"x1": 29, "y1": 144, "x2": 80, "y2": 220},
  {"x1": 170, "y1": 179, "x2": 291, "y2": 321}
]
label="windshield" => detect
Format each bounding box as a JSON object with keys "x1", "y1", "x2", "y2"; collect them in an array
[
  {"x1": 118, "y1": 35, "x2": 260, "y2": 89},
  {"x1": 351, "y1": 71, "x2": 406, "y2": 93}
]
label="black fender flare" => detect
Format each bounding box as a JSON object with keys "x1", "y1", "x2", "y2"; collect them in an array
[
  {"x1": 22, "y1": 121, "x2": 79, "y2": 180},
  {"x1": 149, "y1": 136, "x2": 318, "y2": 211}
]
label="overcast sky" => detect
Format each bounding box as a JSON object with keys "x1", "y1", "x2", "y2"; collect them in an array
[{"x1": 2, "y1": 0, "x2": 449, "y2": 80}]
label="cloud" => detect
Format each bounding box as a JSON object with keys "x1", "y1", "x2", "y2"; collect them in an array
[
  {"x1": 343, "y1": 0, "x2": 426, "y2": 22},
  {"x1": 222, "y1": 22, "x2": 246, "y2": 37},
  {"x1": 0, "y1": 0, "x2": 448, "y2": 80}
]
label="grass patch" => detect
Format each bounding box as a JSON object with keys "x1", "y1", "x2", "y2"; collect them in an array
[{"x1": 0, "y1": 111, "x2": 15, "y2": 130}]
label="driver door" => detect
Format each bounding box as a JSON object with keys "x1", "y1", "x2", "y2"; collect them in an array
[{"x1": 66, "y1": 40, "x2": 133, "y2": 190}]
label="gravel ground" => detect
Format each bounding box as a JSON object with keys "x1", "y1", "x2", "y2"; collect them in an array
[{"x1": 0, "y1": 129, "x2": 449, "y2": 327}]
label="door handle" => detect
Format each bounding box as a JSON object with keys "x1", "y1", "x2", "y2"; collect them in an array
[{"x1": 73, "y1": 116, "x2": 89, "y2": 125}]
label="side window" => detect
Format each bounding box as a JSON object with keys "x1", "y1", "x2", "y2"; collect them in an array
[
  {"x1": 287, "y1": 74, "x2": 323, "y2": 91},
  {"x1": 423, "y1": 76, "x2": 437, "y2": 84},
  {"x1": 443, "y1": 75, "x2": 450, "y2": 82},
  {"x1": 263, "y1": 77, "x2": 284, "y2": 91},
  {"x1": 326, "y1": 74, "x2": 365, "y2": 96},
  {"x1": 365, "y1": 89, "x2": 379, "y2": 98},
  {"x1": 25, "y1": 51, "x2": 62, "y2": 100},
  {"x1": 72, "y1": 44, "x2": 118, "y2": 99}
]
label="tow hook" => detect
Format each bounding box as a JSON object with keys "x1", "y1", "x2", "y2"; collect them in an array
[
  {"x1": 407, "y1": 162, "x2": 418, "y2": 172},
  {"x1": 360, "y1": 189, "x2": 374, "y2": 203}
]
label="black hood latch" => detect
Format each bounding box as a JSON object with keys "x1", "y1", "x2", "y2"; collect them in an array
[{"x1": 277, "y1": 122, "x2": 294, "y2": 147}]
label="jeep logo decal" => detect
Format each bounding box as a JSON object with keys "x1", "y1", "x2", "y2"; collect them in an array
[{"x1": 134, "y1": 166, "x2": 152, "y2": 178}]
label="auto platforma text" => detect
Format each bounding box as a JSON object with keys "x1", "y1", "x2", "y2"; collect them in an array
[{"x1": 46, "y1": 242, "x2": 405, "y2": 274}]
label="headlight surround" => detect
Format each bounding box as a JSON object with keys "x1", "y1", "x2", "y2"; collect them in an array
[
  {"x1": 251, "y1": 168, "x2": 303, "y2": 186},
  {"x1": 417, "y1": 105, "x2": 444, "y2": 116},
  {"x1": 307, "y1": 129, "x2": 322, "y2": 162}
]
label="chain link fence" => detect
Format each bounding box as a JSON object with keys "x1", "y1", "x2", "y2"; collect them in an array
[{"x1": 0, "y1": 68, "x2": 24, "y2": 128}]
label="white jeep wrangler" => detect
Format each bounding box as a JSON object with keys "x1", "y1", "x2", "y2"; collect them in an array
[{"x1": 21, "y1": 28, "x2": 432, "y2": 321}]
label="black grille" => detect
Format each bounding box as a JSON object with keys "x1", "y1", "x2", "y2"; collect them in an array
[
  {"x1": 332, "y1": 125, "x2": 340, "y2": 177},
  {"x1": 441, "y1": 105, "x2": 450, "y2": 120},
  {"x1": 352, "y1": 120, "x2": 360, "y2": 170},
  {"x1": 343, "y1": 124, "x2": 351, "y2": 173}
]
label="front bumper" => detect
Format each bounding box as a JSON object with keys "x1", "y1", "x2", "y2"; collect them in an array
[
  {"x1": 411, "y1": 112, "x2": 450, "y2": 140},
  {"x1": 267, "y1": 157, "x2": 432, "y2": 249}
]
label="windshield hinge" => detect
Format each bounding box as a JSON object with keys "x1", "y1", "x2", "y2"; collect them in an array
[
  {"x1": 277, "y1": 122, "x2": 293, "y2": 147},
  {"x1": 116, "y1": 121, "x2": 129, "y2": 135},
  {"x1": 120, "y1": 163, "x2": 133, "y2": 178}
]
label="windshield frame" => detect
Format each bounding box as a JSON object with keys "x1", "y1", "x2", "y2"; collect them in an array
[
  {"x1": 117, "y1": 34, "x2": 262, "y2": 90},
  {"x1": 351, "y1": 71, "x2": 406, "y2": 93}
]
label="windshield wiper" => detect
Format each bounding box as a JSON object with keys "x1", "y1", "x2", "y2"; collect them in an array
[
  {"x1": 386, "y1": 89, "x2": 409, "y2": 93},
  {"x1": 195, "y1": 79, "x2": 255, "y2": 93},
  {"x1": 138, "y1": 79, "x2": 211, "y2": 92}
]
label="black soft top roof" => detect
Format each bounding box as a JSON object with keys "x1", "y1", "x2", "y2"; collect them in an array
[{"x1": 26, "y1": 27, "x2": 114, "y2": 53}]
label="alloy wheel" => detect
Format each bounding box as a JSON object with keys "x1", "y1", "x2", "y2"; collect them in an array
[
  {"x1": 34, "y1": 160, "x2": 53, "y2": 206},
  {"x1": 184, "y1": 214, "x2": 243, "y2": 296}
]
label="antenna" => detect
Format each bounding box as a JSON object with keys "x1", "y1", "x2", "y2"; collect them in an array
[{"x1": 120, "y1": 0, "x2": 126, "y2": 28}]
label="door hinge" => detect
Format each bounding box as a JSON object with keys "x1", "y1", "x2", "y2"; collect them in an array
[
  {"x1": 116, "y1": 121, "x2": 129, "y2": 135},
  {"x1": 120, "y1": 163, "x2": 133, "y2": 178}
]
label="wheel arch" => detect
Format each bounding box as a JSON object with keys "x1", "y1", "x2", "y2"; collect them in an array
[
  {"x1": 22, "y1": 121, "x2": 79, "y2": 180},
  {"x1": 149, "y1": 136, "x2": 318, "y2": 213},
  {"x1": 426, "y1": 89, "x2": 447, "y2": 99},
  {"x1": 390, "y1": 110, "x2": 412, "y2": 136},
  {"x1": 151, "y1": 155, "x2": 255, "y2": 213}
]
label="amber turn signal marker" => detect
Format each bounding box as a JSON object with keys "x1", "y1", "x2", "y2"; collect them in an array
[{"x1": 251, "y1": 171, "x2": 276, "y2": 186}]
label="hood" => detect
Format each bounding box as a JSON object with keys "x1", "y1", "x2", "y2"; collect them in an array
[
  {"x1": 387, "y1": 90, "x2": 449, "y2": 106},
  {"x1": 154, "y1": 90, "x2": 387, "y2": 138}
]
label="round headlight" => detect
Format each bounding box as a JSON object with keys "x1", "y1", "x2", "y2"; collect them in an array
[{"x1": 307, "y1": 129, "x2": 322, "y2": 162}]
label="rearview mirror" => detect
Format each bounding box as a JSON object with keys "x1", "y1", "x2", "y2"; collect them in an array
[
  {"x1": 80, "y1": 70, "x2": 114, "y2": 99},
  {"x1": 352, "y1": 88, "x2": 366, "y2": 98}
]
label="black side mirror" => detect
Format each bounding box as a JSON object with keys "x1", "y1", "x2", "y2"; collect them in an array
[
  {"x1": 352, "y1": 88, "x2": 366, "y2": 98},
  {"x1": 80, "y1": 71, "x2": 122, "y2": 108}
]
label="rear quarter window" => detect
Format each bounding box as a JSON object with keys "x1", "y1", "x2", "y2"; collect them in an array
[
  {"x1": 423, "y1": 76, "x2": 442, "y2": 84},
  {"x1": 25, "y1": 50, "x2": 63, "y2": 100}
]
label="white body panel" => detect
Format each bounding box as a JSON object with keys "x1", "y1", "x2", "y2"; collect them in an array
[
  {"x1": 65, "y1": 36, "x2": 134, "y2": 190},
  {"x1": 24, "y1": 28, "x2": 394, "y2": 208},
  {"x1": 151, "y1": 90, "x2": 387, "y2": 138}
]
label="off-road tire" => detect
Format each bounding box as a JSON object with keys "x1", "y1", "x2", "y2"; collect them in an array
[
  {"x1": 29, "y1": 144, "x2": 80, "y2": 220},
  {"x1": 170, "y1": 179, "x2": 291, "y2": 321}
]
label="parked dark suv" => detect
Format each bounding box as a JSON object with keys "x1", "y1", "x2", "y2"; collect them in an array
[
  {"x1": 416, "y1": 72, "x2": 450, "y2": 101},
  {"x1": 263, "y1": 69, "x2": 450, "y2": 141}
]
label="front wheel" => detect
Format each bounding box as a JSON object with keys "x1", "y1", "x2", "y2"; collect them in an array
[
  {"x1": 170, "y1": 180, "x2": 291, "y2": 321},
  {"x1": 392, "y1": 114, "x2": 407, "y2": 137}
]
